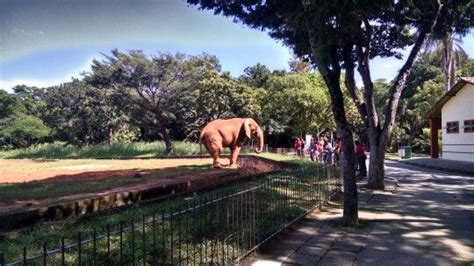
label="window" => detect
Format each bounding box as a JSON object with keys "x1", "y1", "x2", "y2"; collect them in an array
[
  {"x1": 446, "y1": 121, "x2": 459, "y2": 134},
  {"x1": 464, "y1": 120, "x2": 474, "y2": 133}
]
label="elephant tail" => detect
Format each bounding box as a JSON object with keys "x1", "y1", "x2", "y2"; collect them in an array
[{"x1": 199, "y1": 131, "x2": 206, "y2": 144}]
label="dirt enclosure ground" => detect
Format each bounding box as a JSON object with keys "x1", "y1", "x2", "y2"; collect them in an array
[
  {"x1": 0, "y1": 156, "x2": 284, "y2": 223},
  {"x1": 0, "y1": 158, "x2": 222, "y2": 184}
]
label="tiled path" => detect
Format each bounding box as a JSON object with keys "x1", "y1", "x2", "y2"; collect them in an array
[{"x1": 245, "y1": 161, "x2": 474, "y2": 265}]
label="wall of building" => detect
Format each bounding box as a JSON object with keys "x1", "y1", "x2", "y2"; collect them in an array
[{"x1": 442, "y1": 83, "x2": 474, "y2": 162}]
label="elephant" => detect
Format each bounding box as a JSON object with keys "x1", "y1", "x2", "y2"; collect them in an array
[{"x1": 200, "y1": 118, "x2": 264, "y2": 168}]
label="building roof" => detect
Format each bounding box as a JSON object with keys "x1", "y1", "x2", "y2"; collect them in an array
[{"x1": 427, "y1": 77, "x2": 474, "y2": 118}]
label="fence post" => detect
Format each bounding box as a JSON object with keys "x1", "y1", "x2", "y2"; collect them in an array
[
  {"x1": 142, "y1": 214, "x2": 146, "y2": 266},
  {"x1": 43, "y1": 241, "x2": 47, "y2": 266},
  {"x1": 1, "y1": 251, "x2": 4, "y2": 266},
  {"x1": 78, "y1": 231, "x2": 82, "y2": 266},
  {"x1": 93, "y1": 228, "x2": 97, "y2": 266},
  {"x1": 23, "y1": 247, "x2": 27, "y2": 265},
  {"x1": 61, "y1": 237, "x2": 65, "y2": 266},
  {"x1": 120, "y1": 222, "x2": 123, "y2": 266},
  {"x1": 131, "y1": 218, "x2": 135, "y2": 265},
  {"x1": 107, "y1": 224, "x2": 111, "y2": 263}
]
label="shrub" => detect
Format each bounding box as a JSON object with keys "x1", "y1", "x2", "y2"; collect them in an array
[{"x1": 0, "y1": 115, "x2": 51, "y2": 147}]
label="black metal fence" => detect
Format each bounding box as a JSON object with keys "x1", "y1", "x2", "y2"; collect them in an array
[{"x1": 1, "y1": 165, "x2": 341, "y2": 265}]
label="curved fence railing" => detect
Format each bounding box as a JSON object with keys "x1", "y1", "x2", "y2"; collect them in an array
[{"x1": 1, "y1": 165, "x2": 341, "y2": 265}]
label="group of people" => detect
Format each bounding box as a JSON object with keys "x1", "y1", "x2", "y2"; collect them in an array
[
  {"x1": 294, "y1": 136, "x2": 367, "y2": 178},
  {"x1": 294, "y1": 136, "x2": 342, "y2": 165}
]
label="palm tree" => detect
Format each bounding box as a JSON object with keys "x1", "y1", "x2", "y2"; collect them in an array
[{"x1": 424, "y1": 33, "x2": 467, "y2": 91}]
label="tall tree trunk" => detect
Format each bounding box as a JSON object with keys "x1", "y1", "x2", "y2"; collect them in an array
[
  {"x1": 157, "y1": 113, "x2": 173, "y2": 154},
  {"x1": 351, "y1": 5, "x2": 441, "y2": 191},
  {"x1": 308, "y1": 30, "x2": 358, "y2": 225},
  {"x1": 443, "y1": 36, "x2": 454, "y2": 91},
  {"x1": 339, "y1": 129, "x2": 358, "y2": 225},
  {"x1": 319, "y1": 66, "x2": 358, "y2": 226},
  {"x1": 367, "y1": 139, "x2": 385, "y2": 189}
]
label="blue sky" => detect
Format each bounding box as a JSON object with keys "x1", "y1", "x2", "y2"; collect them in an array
[{"x1": 1, "y1": 0, "x2": 473, "y2": 91}]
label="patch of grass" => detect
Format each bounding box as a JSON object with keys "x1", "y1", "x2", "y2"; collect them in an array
[{"x1": 0, "y1": 141, "x2": 208, "y2": 159}]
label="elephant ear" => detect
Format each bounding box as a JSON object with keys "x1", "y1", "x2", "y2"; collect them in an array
[{"x1": 243, "y1": 119, "x2": 251, "y2": 139}]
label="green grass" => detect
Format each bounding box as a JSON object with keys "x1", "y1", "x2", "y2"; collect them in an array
[{"x1": 0, "y1": 141, "x2": 208, "y2": 159}]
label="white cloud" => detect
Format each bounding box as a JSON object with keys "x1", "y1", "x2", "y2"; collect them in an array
[
  {"x1": 0, "y1": 78, "x2": 65, "y2": 92},
  {"x1": 1, "y1": 55, "x2": 94, "y2": 92}
]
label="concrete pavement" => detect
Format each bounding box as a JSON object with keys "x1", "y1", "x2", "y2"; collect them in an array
[
  {"x1": 395, "y1": 157, "x2": 474, "y2": 176},
  {"x1": 244, "y1": 161, "x2": 474, "y2": 265}
]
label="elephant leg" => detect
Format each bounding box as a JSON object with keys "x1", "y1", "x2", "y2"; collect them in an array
[
  {"x1": 208, "y1": 139, "x2": 223, "y2": 168},
  {"x1": 229, "y1": 146, "x2": 241, "y2": 169}
]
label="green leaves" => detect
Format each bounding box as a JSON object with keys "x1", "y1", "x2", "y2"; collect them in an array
[{"x1": 1, "y1": 115, "x2": 51, "y2": 147}]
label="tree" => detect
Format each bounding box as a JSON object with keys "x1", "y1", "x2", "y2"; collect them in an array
[
  {"x1": 188, "y1": 0, "x2": 473, "y2": 225},
  {"x1": 176, "y1": 73, "x2": 246, "y2": 140},
  {"x1": 0, "y1": 90, "x2": 26, "y2": 119},
  {"x1": 289, "y1": 54, "x2": 312, "y2": 74},
  {"x1": 264, "y1": 73, "x2": 333, "y2": 136},
  {"x1": 239, "y1": 63, "x2": 272, "y2": 88},
  {"x1": 1, "y1": 115, "x2": 51, "y2": 147},
  {"x1": 87, "y1": 50, "x2": 220, "y2": 153},
  {"x1": 393, "y1": 49, "x2": 474, "y2": 153},
  {"x1": 12, "y1": 85, "x2": 44, "y2": 116},
  {"x1": 41, "y1": 79, "x2": 130, "y2": 146},
  {"x1": 425, "y1": 33, "x2": 467, "y2": 91}
]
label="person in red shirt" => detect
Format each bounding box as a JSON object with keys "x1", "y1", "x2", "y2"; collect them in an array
[
  {"x1": 294, "y1": 137, "x2": 302, "y2": 158},
  {"x1": 333, "y1": 137, "x2": 342, "y2": 165},
  {"x1": 355, "y1": 140, "x2": 367, "y2": 178}
]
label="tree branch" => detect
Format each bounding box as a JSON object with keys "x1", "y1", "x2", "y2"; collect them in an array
[
  {"x1": 342, "y1": 42, "x2": 368, "y2": 125},
  {"x1": 355, "y1": 19, "x2": 378, "y2": 133},
  {"x1": 382, "y1": 1, "x2": 443, "y2": 145}
]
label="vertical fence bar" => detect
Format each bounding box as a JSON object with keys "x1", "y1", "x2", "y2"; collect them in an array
[
  {"x1": 61, "y1": 237, "x2": 65, "y2": 266},
  {"x1": 161, "y1": 213, "x2": 165, "y2": 266},
  {"x1": 186, "y1": 202, "x2": 190, "y2": 265},
  {"x1": 42, "y1": 241, "x2": 47, "y2": 266},
  {"x1": 170, "y1": 209, "x2": 173, "y2": 266},
  {"x1": 238, "y1": 192, "x2": 243, "y2": 257},
  {"x1": 0, "y1": 251, "x2": 4, "y2": 266},
  {"x1": 231, "y1": 191, "x2": 236, "y2": 260},
  {"x1": 23, "y1": 247, "x2": 27, "y2": 265},
  {"x1": 210, "y1": 196, "x2": 215, "y2": 265},
  {"x1": 152, "y1": 213, "x2": 156, "y2": 266},
  {"x1": 119, "y1": 222, "x2": 123, "y2": 266},
  {"x1": 78, "y1": 231, "x2": 82, "y2": 266},
  {"x1": 142, "y1": 214, "x2": 146, "y2": 266},
  {"x1": 131, "y1": 218, "x2": 135, "y2": 266},
  {"x1": 247, "y1": 190, "x2": 252, "y2": 251},
  {"x1": 93, "y1": 228, "x2": 97, "y2": 266},
  {"x1": 107, "y1": 224, "x2": 111, "y2": 263},
  {"x1": 318, "y1": 167, "x2": 322, "y2": 203},
  {"x1": 193, "y1": 202, "x2": 197, "y2": 266},
  {"x1": 228, "y1": 192, "x2": 232, "y2": 260},
  {"x1": 204, "y1": 197, "x2": 208, "y2": 264},
  {"x1": 178, "y1": 206, "x2": 181, "y2": 264},
  {"x1": 200, "y1": 199, "x2": 203, "y2": 265},
  {"x1": 252, "y1": 190, "x2": 257, "y2": 248}
]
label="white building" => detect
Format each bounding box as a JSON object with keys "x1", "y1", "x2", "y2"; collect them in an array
[{"x1": 428, "y1": 77, "x2": 474, "y2": 162}]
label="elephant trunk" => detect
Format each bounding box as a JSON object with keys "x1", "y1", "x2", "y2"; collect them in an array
[{"x1": 255, "y1": 127, "x2": 264, "y2": 153}]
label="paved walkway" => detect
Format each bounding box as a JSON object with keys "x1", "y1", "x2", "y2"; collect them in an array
[
  {"x1": 397, "y1": 157, "x2": 474, "y2": 176},
  {"x1": 245, "y1": 161, "x2": 474, "y2": 265}
]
